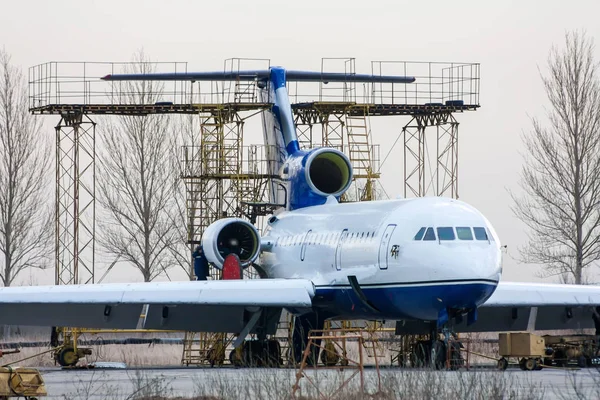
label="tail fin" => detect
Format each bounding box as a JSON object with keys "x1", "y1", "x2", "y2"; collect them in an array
[{"x1": 269, "y1": 67, "x2": 300, "y2": 155}]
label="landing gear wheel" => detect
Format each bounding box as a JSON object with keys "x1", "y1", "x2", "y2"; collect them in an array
[
  {"x1": 242, "y1": 341, "x2": 264, "y2": 367},
  {"x1": 497, "y1": 357, "x2": 508, "y2": 371},
  {"x1": 431, "y1": 340, "x2": 446, "y2": 370},
  {"x1": 55, "y1": 346, "x2": 79, "y2": 367},
  {"x1": 524, "y1": 358, "x2": 537, "y2": 371},
  {"x1": 412, "y1": 342, "x2": 428, "y2": 368},
  {"x1": 229, "y1": 349, "x2": 243, "y2": 367}
]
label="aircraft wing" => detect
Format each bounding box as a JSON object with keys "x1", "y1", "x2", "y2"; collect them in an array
[
  {"x1": 0, "y1": 279, "x2": 314, "y2": 333},
  {"x1": 395, "y1": 281, "x2": 600, "y2": 335},
  {"x1": 455, "y1": 281, "x2": 600, "y2": 333},
  {"x1": 101, "y1": 70, "x2": 416, "y2": 84}
]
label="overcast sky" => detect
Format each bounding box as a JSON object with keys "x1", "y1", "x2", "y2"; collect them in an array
[{"x1": 2, "y1": 0, "x2": 599, "y2": 285}]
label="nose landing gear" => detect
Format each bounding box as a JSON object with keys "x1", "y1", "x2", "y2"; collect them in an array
[{"x1": 407, "y1": 323, "x2": 464, "y2": 370}]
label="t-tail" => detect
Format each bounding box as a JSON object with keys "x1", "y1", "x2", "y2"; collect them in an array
[
  {"x1": 267, "y1": 67, "x2": 355, "y2": 209},
  {"x1": 102, "y1": 67, "x2": 416, "y2": 210}
]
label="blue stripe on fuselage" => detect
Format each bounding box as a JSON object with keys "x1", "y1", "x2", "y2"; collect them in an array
[{"x1": 313, "y1": 281, "x2": 497, "y2": 321}]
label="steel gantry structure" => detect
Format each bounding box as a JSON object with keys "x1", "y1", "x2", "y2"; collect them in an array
[{"x1": 28, "y1": 58, "x2": 479, "y2": 367}]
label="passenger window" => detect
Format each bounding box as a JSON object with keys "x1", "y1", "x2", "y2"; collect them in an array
[
  {"x1": 456, "y1": 227, "x2": 473, "y2": 240},
  {"x1": 437, "y1": 227, "x2": 455, "y2": 241},
  {"x1": 414, "y1": 227, "x2": 426, "y2": 240},
  {"x1": 423, "y1": 227, "x2": 436, "y2": 241},
  {"x1": 473, "y1": 227, "x2": 488, "y2": 241}
]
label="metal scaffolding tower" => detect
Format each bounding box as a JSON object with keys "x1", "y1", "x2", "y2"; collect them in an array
[
  {"x1": 403, "y1": 113, "x2": 459, "y2": 198},
  {"x1": 55, "y1": 113, "x2": 96, "y2": 286}
]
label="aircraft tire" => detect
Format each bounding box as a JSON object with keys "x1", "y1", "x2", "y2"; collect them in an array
[
  {"x1": 413, "y1": 342, "x2": 429, "y2": 368},
  {"x1": 229, "y1": 349, "x2": 243, "y2": 367},
  {"x1": 242, "y1": 340, "x2": 265, "y2": 367},
  {"x1": 431, "y1": 340, "x2": 446, "y2": 370}
]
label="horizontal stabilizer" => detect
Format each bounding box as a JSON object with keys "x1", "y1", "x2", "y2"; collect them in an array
[{"x1": 102, "y1": 70, "x2": 415, "y2": 84}]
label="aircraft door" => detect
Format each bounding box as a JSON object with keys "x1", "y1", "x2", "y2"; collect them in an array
[
  {"x1": 335, "y1": 229, "x2": 349, "y2": 271},
  {"x1": 378, "y1": 224, "x2": 397, "y2": 270}
]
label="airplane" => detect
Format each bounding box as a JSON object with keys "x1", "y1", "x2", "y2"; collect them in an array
[{"x1": 2, "y1": 66, "x2": 600, "y2": 368}]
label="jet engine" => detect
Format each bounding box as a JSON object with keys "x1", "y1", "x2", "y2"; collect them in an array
[
  {"x1": 285, "y1": 147, "x2": 353, "y2": 209},
  {"x1": 201, "y1": 218, "x2": 261, "y2": 269}
]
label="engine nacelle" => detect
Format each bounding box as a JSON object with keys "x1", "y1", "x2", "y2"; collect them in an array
[
  {"x1": 201, "y1": 218, "x2": 261, "y2": 269},
  {"x1": 284, "y1": 147, "x2": 353, "y2": 210}
]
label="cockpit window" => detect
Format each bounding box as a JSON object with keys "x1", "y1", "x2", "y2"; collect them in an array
[
  {"x1": 456, "y1": 227, "x2": 473, "y2": 240},
  {"x1": 473, "y1": 227, "x2": 488, "y2": 241},
  {"x1": 437, "y1": 227, "x2": 455, "y2": 240},
  {"x1": 414, "y1": 227, "x2": 426, "y2": 240},
  {"x1": 423, "y1": 227, "x2": 436, "y2": 241}
]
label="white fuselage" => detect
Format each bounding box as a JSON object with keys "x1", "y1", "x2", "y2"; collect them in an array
[{"x1": 260, "y1": 197, "x2": 502, "y2": 321}]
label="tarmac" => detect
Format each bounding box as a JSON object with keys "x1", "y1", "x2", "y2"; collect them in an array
[{"x1": 37, "y1": 365, "x2": 600, "y2": 400}]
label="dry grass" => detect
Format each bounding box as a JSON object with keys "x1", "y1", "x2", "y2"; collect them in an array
[{"x1": 191, "y1": 369, "x2": 548, "y2": 400}]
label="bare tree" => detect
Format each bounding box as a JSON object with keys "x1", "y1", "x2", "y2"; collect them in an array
[
  {"x1": 97, "y1": 52, "x2": 180, "y2": 282},
  {"x1": 0, "y1": 49, "x2": 52, "y2": 286},
  {"x1": 512, "y1": 32, "x2": 600, "y2": 284},
  {"x1": 166, "y1": 114, "x2": 200, "y2": 280}
]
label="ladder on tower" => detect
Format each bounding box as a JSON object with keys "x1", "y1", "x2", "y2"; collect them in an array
[
  {"x1": 345, "y1": 108, "x2": 379, "y2": 201},
  {"x1": 181, "y1": 331, "x2": 230, "y2": 367},
  {"x1": 345, "y1": 112, "x2": 372, "y2": 179}
]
